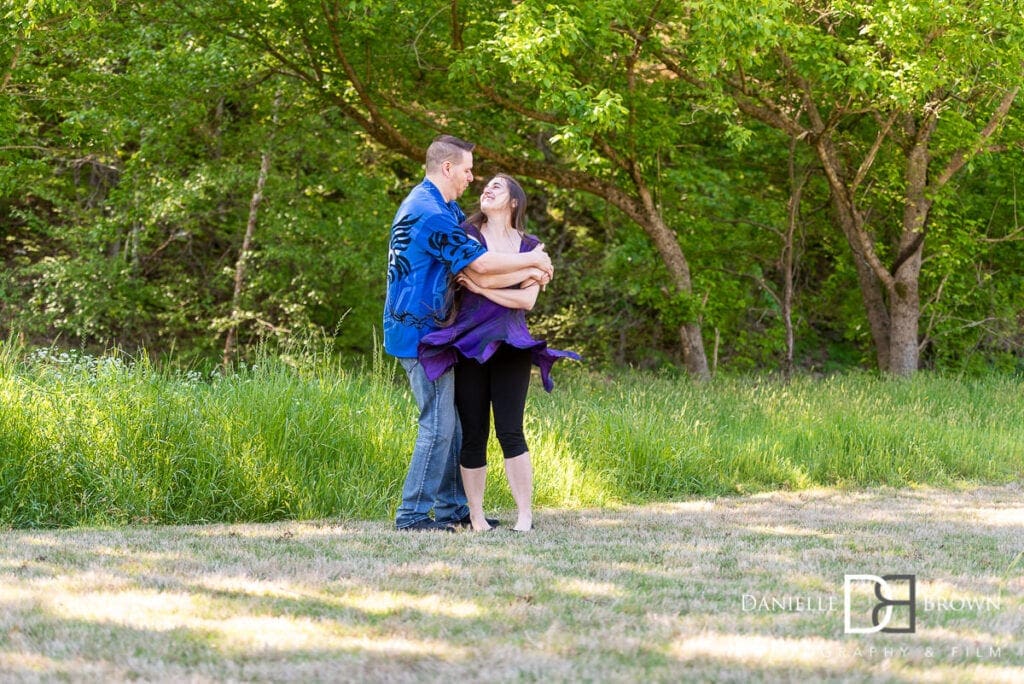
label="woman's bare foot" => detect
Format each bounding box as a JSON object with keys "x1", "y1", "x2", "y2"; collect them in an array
[{"x1": 511, "y1": 514, "x2": 532, "y2": 532}]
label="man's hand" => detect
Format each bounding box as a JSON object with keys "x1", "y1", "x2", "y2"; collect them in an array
[
  {"x1": 520, "y1": 267, "x2": 551, "y2": 290},
  {"x1": 456, "y1": 273, "x2": 485, "y2": 294}
]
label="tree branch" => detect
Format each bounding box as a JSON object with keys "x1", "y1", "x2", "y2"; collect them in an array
[
  {"x1": 593, "y1": 135, "x2": 633, "y2": 174},
  {"x1": 475, "y1": 142, "x2": 648, "y2": 227},
  {"x1": 357, "y1": 86, "x2": 650, "y2": 225},
  {"x1": 777, "y1": 49, "x2": 829, "y2": 136},
  {"x1": 319, "y1": 0, "x2": 420, "y2": 159},
  {"x1": 450, "y1": 0, "x2": 463, "y2": 51},
  {"x1": 851, "y1": 110, "x2": 898, "y2": 194},
  {"x1": 476, "y1": 84, "x2": 565, "y2": 125},
  {"x1": 651, "y1": 43, "x2": 808, "y2": 138},
  {"x1": 931, "y1": 85, "x2": 1020, "y2": 191}
]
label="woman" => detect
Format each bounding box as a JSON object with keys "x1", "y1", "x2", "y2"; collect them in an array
[{"x1": 418, "y1": 174, "x2": 579, "y2": 532}]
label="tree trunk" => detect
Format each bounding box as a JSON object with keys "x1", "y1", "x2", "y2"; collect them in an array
[
  {"x1": 782, "y1": 140, "x2": 805, "y2": 377},
  {"x1": 813, "y1": 136, "x2": 894, "y2": 370},
  {"x1": 822, "y1": 185, "x2": 894, "y2": 370},
  {"x1": 680, "y1": 322, "x2": 709, "y2": 379},
  {"x1": 886, "y1": 87, "x2": 1020, "y2": 375},
  {"x1": 640, "y1": 195, "x2": 711, "y2": 380},
  {"x1": 846, "y1": 220, "x2": 893, "y2": 372},
  {"x1": 223, "y1": 95, "x2": 279, "y2": 368},
  {"x1": 887, "y1": 274, "x2": 921, "y2": 376},
  {"x1": 886, "y1": 117, "x2": 934, "y2": 376},
  {"x1": 222, "y1": 147, "x2": 271, "y2": 368}
]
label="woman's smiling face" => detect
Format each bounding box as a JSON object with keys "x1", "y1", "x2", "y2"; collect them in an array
[{"x1": 479, "y1": 177, "x2": 512, "y2": 213}]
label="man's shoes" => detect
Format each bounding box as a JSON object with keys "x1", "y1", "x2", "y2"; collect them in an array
[
  {"x1": 447, "y1": 514, "x2": 500, "y2": 529},
  {"x1": 397, "y1": 519, "x2": 456, "y2": 532}
]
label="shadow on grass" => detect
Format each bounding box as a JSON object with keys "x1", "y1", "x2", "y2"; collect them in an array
[{"x1": 1, "y1": 485, "x2": 1022, "y2": 682}]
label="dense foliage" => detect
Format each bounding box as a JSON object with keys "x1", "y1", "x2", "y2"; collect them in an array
[{"x1": 2, "y1": 1, "x2": 1022, "y2": 373}]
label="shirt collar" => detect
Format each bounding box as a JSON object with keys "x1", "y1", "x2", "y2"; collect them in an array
[
  {"x1": 421, "y1": 178, "x2": 446, "y2": 203},
  {"x1": 422, "y1": 178, "x2": 463, "y2": 220}
]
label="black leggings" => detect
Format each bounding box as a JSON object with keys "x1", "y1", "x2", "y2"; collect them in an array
[{"x1": 455, "y1": 344, "x2": 532, "y2": 469}]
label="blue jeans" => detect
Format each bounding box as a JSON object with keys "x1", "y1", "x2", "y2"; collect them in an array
[{"x1": 394, "y1": 358, "x2": 469, "y2": 528}]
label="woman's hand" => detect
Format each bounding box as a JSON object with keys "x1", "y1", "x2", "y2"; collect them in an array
[{"x1": 456, "y1": 272, "x2": 540, "y2": 310}]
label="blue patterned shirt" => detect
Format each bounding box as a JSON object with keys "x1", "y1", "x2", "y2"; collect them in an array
[{"x1": 384, "y1": 179, "x2": 487, "y2": 357}]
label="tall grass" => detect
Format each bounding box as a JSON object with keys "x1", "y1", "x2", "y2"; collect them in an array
[
  {"x1": 1, "y1": 342, "x2": 1021, "y2": 528},
  {"x1": 0, "y1": 343, "x2": 411, "y2": 527},
  {"x1": 527, "y1": 368, "x2": 1023, "y2": 505}
]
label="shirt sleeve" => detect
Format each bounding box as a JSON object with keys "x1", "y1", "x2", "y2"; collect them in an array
[{"x1": 419, "y1": 214, "x2": 487, "y2": 275}]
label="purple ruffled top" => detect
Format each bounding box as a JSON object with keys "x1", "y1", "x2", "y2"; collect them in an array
[{"x1": 418, "y1": 224, "x2": 580, "y2": 392}]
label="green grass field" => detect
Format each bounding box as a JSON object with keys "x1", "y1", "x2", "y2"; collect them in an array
[
  {"x1": 2, "y1": 345, "x2": 1022, "y2": 681},
  {"x1": 1, "y1": 343, "x2": 1021, "y2": 528}
]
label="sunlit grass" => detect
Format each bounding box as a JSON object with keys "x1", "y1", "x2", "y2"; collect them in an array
[
  {"x1": 1, "y1": 341, "x2": 1022, "y2": 528},
  {"x1": 1, "y1": 487, "x2": 1022, "y2": 681},
  {"x1": 529, "y1": 367, "x2": 1023, "y2": 502}
]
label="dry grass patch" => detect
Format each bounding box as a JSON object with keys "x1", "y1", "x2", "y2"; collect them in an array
[{"x1": 1, "y1": 485, "x2": 1023, "y2": 682}]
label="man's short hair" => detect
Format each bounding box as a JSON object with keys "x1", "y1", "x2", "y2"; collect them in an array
[{"x1": 425, "y1": 135, "x2": 475, "y2": 172}]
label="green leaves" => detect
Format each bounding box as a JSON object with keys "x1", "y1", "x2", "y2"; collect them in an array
[{"x1": 2, "y1": 0, "x2": 1022, "y2": 372}]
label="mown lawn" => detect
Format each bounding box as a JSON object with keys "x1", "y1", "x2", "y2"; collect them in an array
[{"x1": 1, "y1": 486, "x2": 1022, "y2": 682}]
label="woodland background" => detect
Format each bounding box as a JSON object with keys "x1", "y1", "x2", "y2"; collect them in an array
[{"x1": 3, "y1": 0, "x2": 1023, "y2": 377}]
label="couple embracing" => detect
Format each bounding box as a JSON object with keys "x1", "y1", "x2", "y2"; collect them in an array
[{"x1": 383, "y1": 135, "x2": 579, "y2": 533}]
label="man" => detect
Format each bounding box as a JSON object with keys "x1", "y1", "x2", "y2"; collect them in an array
[{"x1": 385, "y1": 135, "x2": 553, "y2": 531}]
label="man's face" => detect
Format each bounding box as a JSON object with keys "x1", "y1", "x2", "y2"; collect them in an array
[{"x1": 446, "y1": 151, "x2": 474, "y2": 200}]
